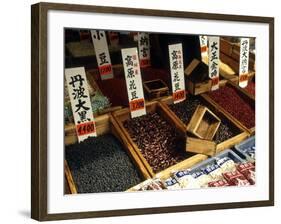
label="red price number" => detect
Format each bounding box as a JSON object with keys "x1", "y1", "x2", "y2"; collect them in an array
[
  {"x1": 99, "y1": 64, "x2": 112, "y2": 76},
  {"x1": 130, "y1": 98, "x2": 145, "y2": 112},
  {"x1": 140, "y1": 59, "x2": 150, "y2": 68},
  {"x1": 239, "y1": 74, "x2": 248, "y2": 82},
  {"x1": 211, "y1": 77, "x2": 219, "y2": 86},
  {"x1": 76, "y1": 121, "x2": 96, "y2": 136},
  {"x1": 173, "y1": 90, "x2": 185, "y2": 102}
]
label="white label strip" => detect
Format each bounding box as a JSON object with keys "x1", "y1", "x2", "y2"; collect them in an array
[
  {"x1": 90, "y1": 30, "x2": 114, "y2": 80},
  {"x1": 239, "y1": 38, "x2": 250, "y2": 88},
  {"x1": 65, "y1": 67, "x2": 97, "y2": 142},
  {"x1": 208, "y1": 37, "x2": 220, "y2": 91},
  {"x1": 199, "y1": 35, "x2": 208, "y2": 58},
  {"x1": 168, "y1": 43, "x2": 186, "y2": 103},
  {"x1": 138, "y1": 32, "x2": 151, "y2": 68},
  {"x1": 121, "y1": 47, "x2": 146, "y2": 118}
]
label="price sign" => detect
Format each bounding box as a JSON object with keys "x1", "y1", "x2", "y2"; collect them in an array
[
  {"x1": 208, "y1": 37, "x2": 220, "y2": 91},
  {"x1": 199, "y1": 35, "x2": 208, "y2": 58},
  {"x1": 65, "y1": 67, "x2": 97, "y2": 142},
  {"x1": 138, "y1": 32, "x2": 151, "y2": 68},
  {"x1": 168, "y1": 43, "x2": 186, "y2": 104},
  {"x1": 90, "y1": 30, "x2": 113, "y2": 80},
  {"x1": 121, "y1": 47, "x2": 146, "y2": 118},
  {"x1": 239, "y1": 38, "x2": 250, "y2": 88}
]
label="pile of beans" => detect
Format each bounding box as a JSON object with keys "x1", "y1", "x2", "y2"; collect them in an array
[
  {"x1": 208, "y1": 86, "x2": 255, "y2": 129},
  {"x1": 169, "y1": 96, "x2": 240, "y2": 143},
  {"x1": 65, "y1": 134, "x2": 143, "y2": 193},
  {"x1": 169, "y1": 95, "x2": 203, "y2": 124},
  {"x1": 214, "y1": 121, "x2": 240, "y2": 143},
  {"x1": 124, "y1": 112, "x2": 192, "y2": 173},
  {"x1": 244, "y1": 81, "x2": 255, "y2": 96}
]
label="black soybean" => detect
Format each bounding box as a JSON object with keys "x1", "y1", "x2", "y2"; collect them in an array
[{"x1": 65, "y1": 134, "x2": 142, "y2": 193}]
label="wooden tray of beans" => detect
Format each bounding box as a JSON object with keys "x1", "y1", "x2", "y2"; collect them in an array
[
  {"x1": 160, "y1": 94, "x2": 249, "y2": 154},
  {"x1": 112, "y1": 101, "x2": 208, "y2": 177},
  {"x1": 201, "y1": 81, "x2": 255, "y2": 135},
  {"x1": 64, "y1": 114, "x2": 151, "y2": 194}
]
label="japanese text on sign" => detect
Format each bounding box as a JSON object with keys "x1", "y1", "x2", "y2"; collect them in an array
[
  {"x1": 199, "y1": 35, "x2": 208, "y2": 58},
  {"x1": 121, "y1": 48, "x2": 146, "y2": 118},
  {"x1": 90, "y1": 30, "x2": 114, "y2": 80},
  {"x1": 208, "y1": 37, "x2": 220, "y2": 91},
  {"x1": 239, "y1": 38, "x2": 250, "y2": 88},
  {"x1": 65, "y1": 67, "x2": 97, "y2": 142},
  {"x1": 168, "y1": 43, "x2": 186, "y2": 103},
  {"x1": 138, "y1": 33, "x2": 151, "y2": 68}
]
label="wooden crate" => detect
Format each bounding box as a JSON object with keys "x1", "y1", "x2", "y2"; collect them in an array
[
  {"x1": 201, "y1": 81, "x2": 255, "y2": 135},
  {"x1": 185, "y1": 58, "x2": 226, "y2": 95},
  {"x1": 160, "y1": 95, "x2": 249, "y2": 154},
  {"x1": 112, "y1": 101, "x2": 208, "y2": 177},
  {"x1": 64, "y1": 113, "x2": 152, "y2": 194},
  {"x1": 220, "y1": 38, "x2": 255, "y2": 84},
  {"x1": 186, "y1": 105, "x2": 221, "y2": 140},
  {"x1": 220, "y1": 38, "x2": 255, "y2": 70},
  {"x1": 143, "y1": 79, "x2": 169, "y2": 100},
  {"x1": 186, "y1": 137, "x2": 216, "y2": 156}
]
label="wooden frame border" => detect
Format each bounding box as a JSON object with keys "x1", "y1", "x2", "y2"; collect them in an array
[{"x1": 31, "y1": 2, "x2": 274, "y2": 221}]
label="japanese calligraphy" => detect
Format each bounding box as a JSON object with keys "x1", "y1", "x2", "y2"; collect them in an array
[
  {"x1": 138, "y1": 33, "x2": 151, "y2": 68},
  {"x1": 90, "y1": 30, "x2": 114, "y2": 80},
  {"x1": 65, "y1": 67, "x2": 97, "y2": 142},
  {"x1": 121, "y1": 48, "x2": 146, "y2": 118},
  {"x1": 199, "y1": 35, "x2": 208, "y2": 58},
  {"x1": 208, "y1": 37, "x2": 220, "y2": 91},
  {"x1": 239, "y1": 38, "x2": 250, "y2": 88},
  {"x1": 168, "y1": 43, "x2": 186, "y2": 103}
]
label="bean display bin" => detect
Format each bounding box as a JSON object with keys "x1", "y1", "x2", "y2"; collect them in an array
[
  {"x1": 190, "y1": 149, "x2": 246, "y2": 173},
  {"x1": 64, "y1": 114, "x2": 151, "y2": 194},
  {"x1": 202, "y1": 81, "x2": 255, "y2": 135},
  {"x1": 160, "y1": 95, "x2": 249, "y2": 154},
  {"x1": 113, "y1": 101, "x2": 208, "y2": 177},
  {"x1": 234, "y1": 136, "x2": 255, "y2": 162},
  {"x1": 143, "y1": 79, "x2": 169, "y2": 100}
]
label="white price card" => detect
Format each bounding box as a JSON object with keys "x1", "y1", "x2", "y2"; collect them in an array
[
  {"x1": 168, "y1": 43, "x2": 186, "y2": 104},
  {"x1": 208, "y1": 37, "x2": 220, "y2": 91},
  {"x1": 199, "y1": 35, "x2": 208, "y2": 58},
  {"x1": 239, "y1": 38, "x2": 250, "y2": 88},
  {"x1": 121, "y1": 47, "x2": 146, "y2": 118},
  {"x1": 138, "y1": 32, "x2": 151, "y2": 68},
  {"x1": 90, "y1": 30, "x2": 114, "y2": 80},
  {"x1": 65, "y1": 67, "x2": 97, "y2": 142}
]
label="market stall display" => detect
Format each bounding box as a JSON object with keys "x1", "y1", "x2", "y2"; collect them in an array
[{"x1": 63, "y1": 30, "x2": 256, "y2": 194}]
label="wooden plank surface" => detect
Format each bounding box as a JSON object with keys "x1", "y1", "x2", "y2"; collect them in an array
[{"x1": 64, "y1": 160, "x2": 78, "y2": 194}]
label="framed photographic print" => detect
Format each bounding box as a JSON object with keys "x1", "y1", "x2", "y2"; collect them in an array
[{"x1": 31, "y1": 2, "x2": 274, "y2": 221}]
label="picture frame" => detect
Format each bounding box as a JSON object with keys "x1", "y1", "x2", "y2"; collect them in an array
[{"x1": 31, "y1": 2, "x2": 274, "y2": 221}]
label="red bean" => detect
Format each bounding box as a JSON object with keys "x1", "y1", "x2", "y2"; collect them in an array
[{"x1": 208, "y1": 86, "x2": 255, "y2": 129}]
